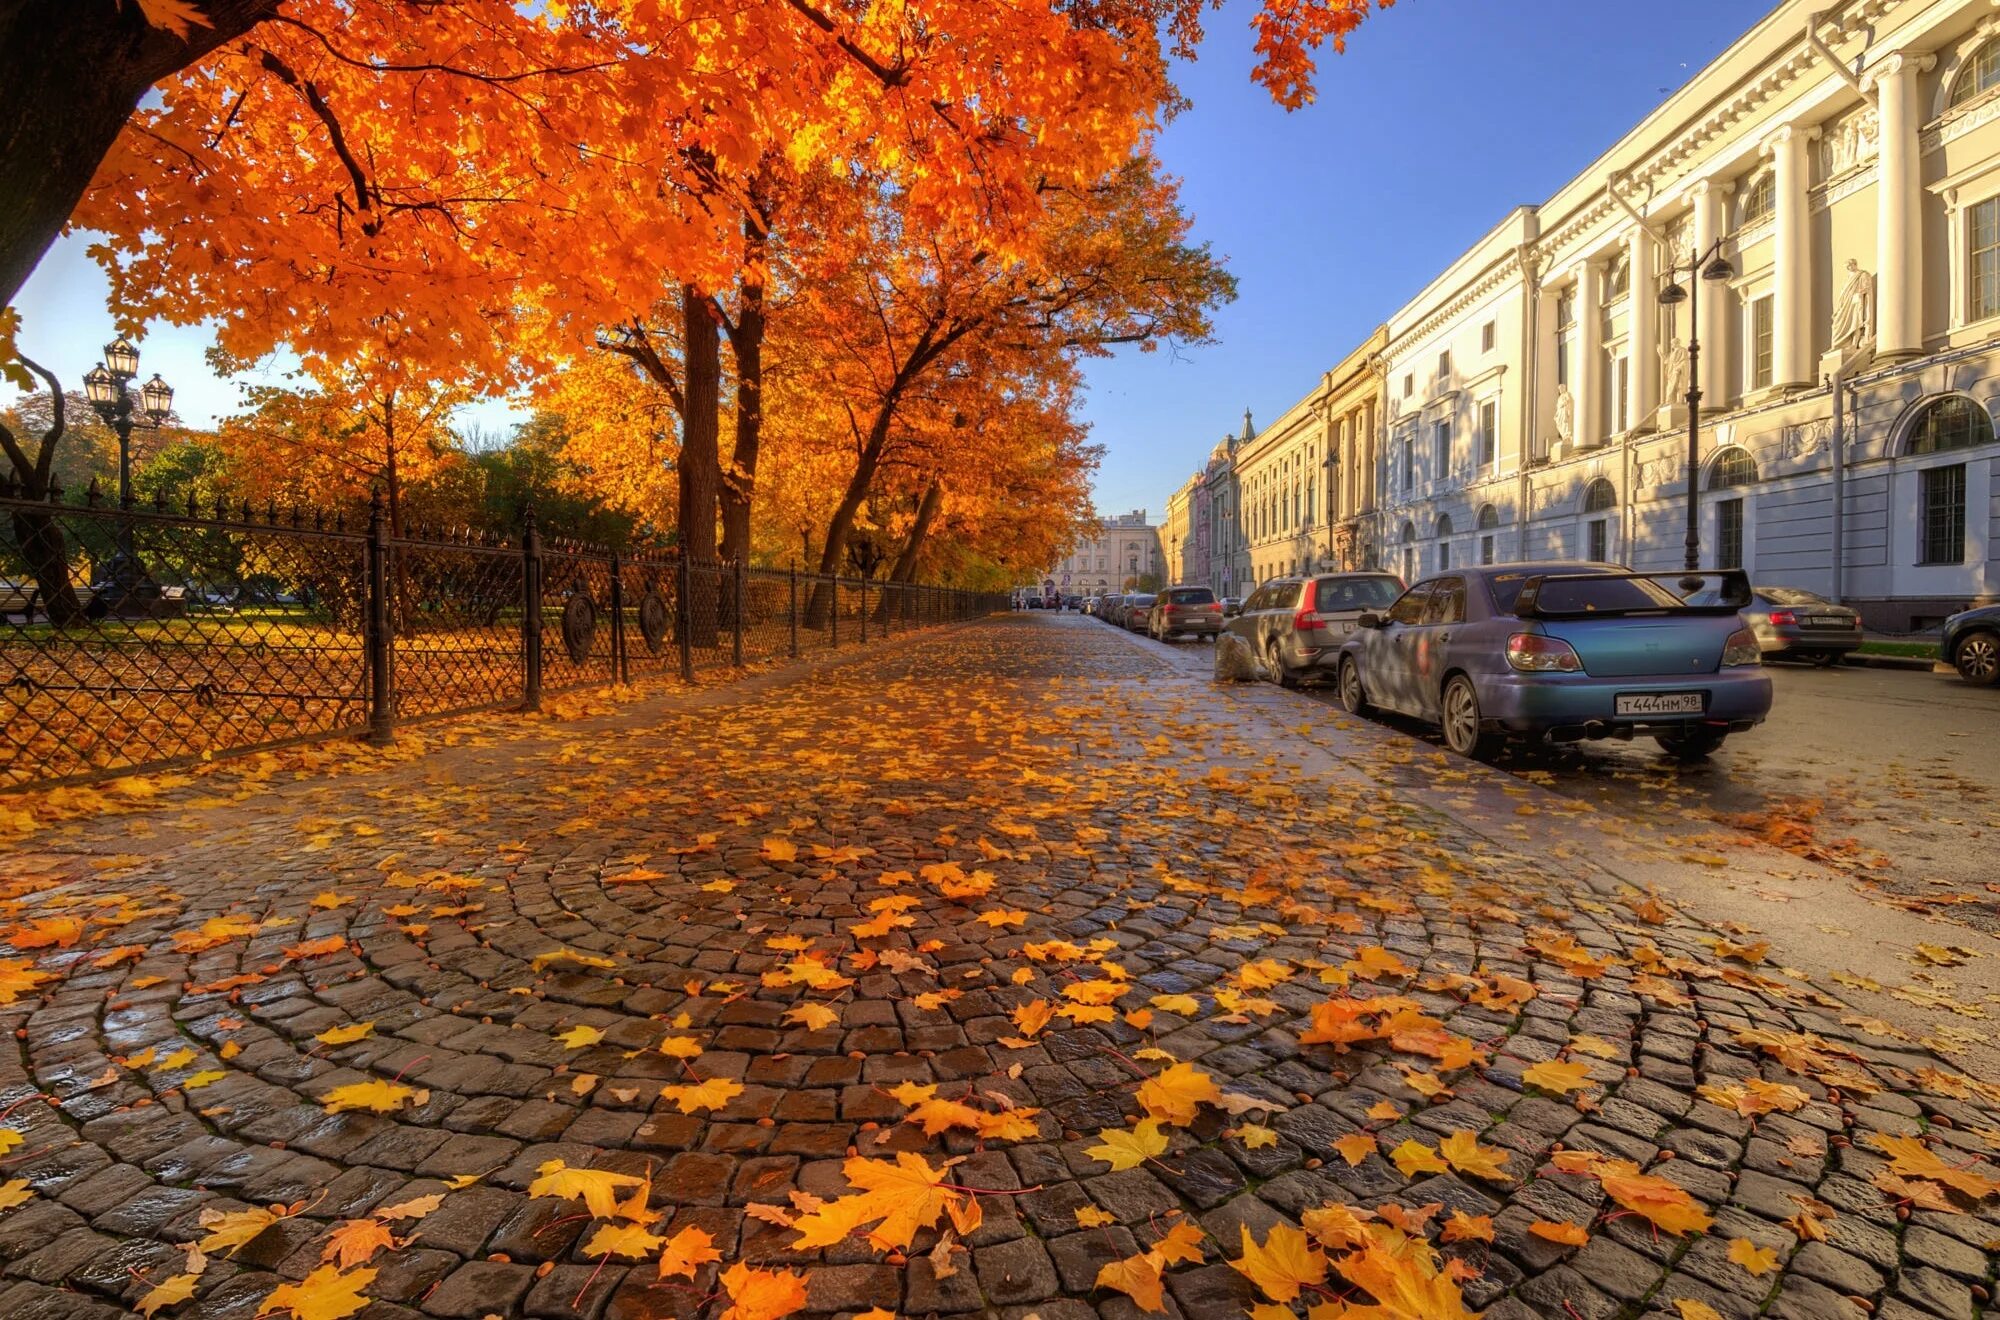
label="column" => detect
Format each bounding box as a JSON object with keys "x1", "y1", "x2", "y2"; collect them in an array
[
  {"x1": 1535, "y1": 283, "x2": 1561, "y2": 459},
  {"x1": 1573, "y1": 258, "x2": 1602, "y2": 448},
  {"x1": 1871, "y1": 51, "x2": 1934, "y2": 361},
  {"x1": 1690, "y1": 178, "x2": 1731, "y2": 402},
  {"x1": 1363, "y1": 397, "x2": 1379, "y2": 514},
  {"x1": 1629, "y1": 227, "x2": 1659, "y2": 423},
  {"x1": 1766, "y1": 123, "x2": 1815, "y2": 387}
]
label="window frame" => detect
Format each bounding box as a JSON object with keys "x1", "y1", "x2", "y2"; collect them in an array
[
  {"x1": 1748, "y1": 293, "x2": 1775, "y2": 391},
  {"x1": 1919, "y1": 463, "x2": 1968, "y2": 565}
]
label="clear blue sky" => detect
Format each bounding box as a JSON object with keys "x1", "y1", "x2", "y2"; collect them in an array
[{"x1": 9, "y1": 0, "x2": 1758, "y2": 508}]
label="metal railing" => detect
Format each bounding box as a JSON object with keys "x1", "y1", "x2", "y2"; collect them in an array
[{"x1": 1, "y1": 487, "x2": 1002, "y2": 789}]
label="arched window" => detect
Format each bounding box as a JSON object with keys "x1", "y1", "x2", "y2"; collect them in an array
[
  {"x1": 1581, "y1": 479, "x2": 1616, "y2": 563},
  {"x1": 1951, "y1": 39, "x2": 2000, "y2": 108},
  {"x1": 1604, "y1": 254, "x2": 1630, "y2": 301},
  {"x1": 1710, "y1": 447, "x2": 1758, "y2": 489},
  {"x1": 1399, "y1": 521, "x2": 1417, "y2": 581},
  {"x1": 1476, "y1": 504, "x2": 1500, "y2": 565},
  {"x1": 1401, "y1": 520, "x2": 1417, "y2": 544},
  {"x1": 1435, "y1": 512, "x2": 1454, "y2": 539},
  {"x1": 1582, "y1": 478, "x2": 1617, "y2": 512},
  {"x1": 1434, "y1": 513, "x2": 1454, "y2": 572},
  {"x1": 1905, "y1": 394, "x2": 1995, "y2": 455},
  {"x1": 1738, "y1": 173, "x2": 1776, "y2": 229}
]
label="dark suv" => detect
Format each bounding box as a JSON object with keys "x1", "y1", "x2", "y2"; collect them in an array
[
  {"x1": 1943, "y1": 604, "x2": 2000, "y2": 686},
  {"x1": 1224, "y1": 572, "x2": 1405, "y2": 687},
  {"x1": 1146, "y1": 586, "x2": 1222, "y2": 641}
]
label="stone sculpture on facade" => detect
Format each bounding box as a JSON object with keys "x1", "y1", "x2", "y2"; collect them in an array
[
  {"x1": 1553, "y1": 385, "x2": 1575, "y2": 444},
  {"x1": 1661, "y1": 335, "x2": 1691, "y2": 401},
  {"x1": 1831, "y1": 258, "x2": 1875, "y2": 351}
]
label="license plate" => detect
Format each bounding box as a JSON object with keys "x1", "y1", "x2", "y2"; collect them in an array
[
  {"x1": 1807, "y1": 615, "x2": 1848, "y2": 626},
  {"x1": 1615, "y1": 692, "x2": 1705, "y2": 717},
  {"x1": 1339, "y1": 621, "x2": 1355, "y2": 635}
]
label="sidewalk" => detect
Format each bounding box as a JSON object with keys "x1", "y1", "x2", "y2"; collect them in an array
[{"x1": 0, "y1": 614, "x2": 1995, "y2": 1320}]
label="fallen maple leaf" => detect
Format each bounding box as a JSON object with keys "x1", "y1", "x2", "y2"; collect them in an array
[
  {"x1": 660, "y1": 1077, "x2": 743, "y2": 1114},
  {"x1": 658, "y1": 1225, "x2": 723, "y2": 1280},
  {"x1": 1135, "y1": 1061, "x2": 1222, "y2": 1126},
  {"x1": 1528, "y1": 1219, "x2": 1590, "y2": 1246},
  {"x1": 717, "y1": 1261, "x2": 808, "y2": 1320},
  {"x1": 1438, "y1": 1130, "x2": 1511, "y2": 1182},
  {"x1": 528, "y1": 1160, "x2": 646, "y2": 1221},
  {"x1": 1332, "y1": 1131, "x2": 1378, "y2": 1167},
  {"x1": 584, "y1": 1221, "x2": 667, "y2": 1259},
  {"x1": 136, "y1": 1272, "x2": 200, "y2": 1317},
  {"x1": 320, "y1": 1220, "x2": 399, "y2": 1270},
  {"x1": 1388, "y1": 1138, "x2": 1449, "y2": 1178},
  {"x1": 1086, "y1": 1119, "x2": 1168, "y2": 1171},
  {"x1": 1727, "y1": 1237, "x2": 1779, "y2": 1277},
  {"x1": 1229, "y1": 1223, "x2": 1327, "y2": 1303},
  {"x1": 791, "y1": 1152, "x2": 962, "y2": 1252},
  {"x1": 320, "y1": 1080, "x2": 421, "y2": 1114},
  {"x1": 1520, "y1": 1058, "x2": 1592, "y2": 1095},
  {"x1": 256, "y1": 1265, "x2": 374, "y2": 1320}
]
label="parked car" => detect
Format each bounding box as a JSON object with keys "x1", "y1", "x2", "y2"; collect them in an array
[
  {"x1": 1147, "y1": 585, "x2": 1223, "y2": 641},
  {"x1": 1740, "y1": 586, "x2": 1863, "y2": 664},
  {"x1": 1120, "y1": 593, "x2": 1157, "y2": 632},
  {"x1": 1097, "y1": 594, "x2": 1125, "y2": 624},
  {"x1": 1335, "y1": 564, "x2": 1772, "y2": 762},
  {"x1": 1063, "y1": 595, "x2": 1083, "y2": 612},
  {"x1": 1226, "y1": 573, "x2": 1405, "y2": 687},
  {"x1": 1942, "y1": 603, "x2": 2000, "y2": 687},
  {"x1": 1221, "y1": 596, "x2": 1243, "y2": 618}
]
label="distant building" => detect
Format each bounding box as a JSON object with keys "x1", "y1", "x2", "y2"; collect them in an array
[{"x1": 1038, "y1": 510, "x2": 1163, "y2": 596}]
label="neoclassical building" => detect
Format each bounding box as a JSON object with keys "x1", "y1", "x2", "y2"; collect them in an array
[
  {"x1": 1041, "y1": 510, "x2": 1163, "y2": 597},
  {"x1": 1357, "y1": 0, "x2": 2000, "y2": 629}
]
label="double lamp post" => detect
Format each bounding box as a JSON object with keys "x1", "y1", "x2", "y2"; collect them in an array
[
  {"x1": 82, "y1": 335, "x2": 174, "y2": 612},
  {"x1": 1657, "y1": 240, "x2": 1734, "y2": 576}
]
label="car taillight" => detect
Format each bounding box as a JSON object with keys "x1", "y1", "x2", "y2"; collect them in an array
[
  {"x1": 1506, "y1": 632, "x2": 1582, "y2": 672},
  {"x1": 1722, "y1": 627, "x2": 1761, "y2": 668},
  {"x1": 1294, "y1": 608, "x2": 1324, "y2": 631},
  {"x1": 1768, "y1": 609, "x2": 1797, "y2": 626}
]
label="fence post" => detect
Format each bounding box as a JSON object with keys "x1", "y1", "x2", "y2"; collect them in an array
[
  {"x1": 859, "y1": 579, "x2": 869, "y2": 643},
  {"x1": 364, "y1": 489, "x2": 395, "y2": 744},
  {"x1": 677, "y1": 553, "x2": 694, "y2": 682},
  {"x1": 885, "y1": 583, "x2": 893, "y2": 638},
  {"x1": 522, "y1": 503, "x2": 543, "y2": 712},
  {"x1": 732, "y1": 559, "x2": 745, "y2": 666},
  {"x1": 789, "y1": 562, "x2": 799, "y2": 659},
  {"x1": 831, "y1": 576, "x2": 840, "y2": 648},
  {"x1": 609, "y1": 548, "x2": 627, "y2": 684}
]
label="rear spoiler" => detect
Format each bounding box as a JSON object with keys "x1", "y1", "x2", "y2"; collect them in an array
[{"x1": 1513, "y1": 569, "x2": 1752, "y2": 620}]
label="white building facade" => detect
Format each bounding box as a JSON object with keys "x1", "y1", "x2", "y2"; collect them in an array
[
  {"x1": 1040, "y1": 510, "x2": 1163, "y2": 597},
  {"x1": 1372, "y1": 0, "x2": 2000, "y2": 629}
]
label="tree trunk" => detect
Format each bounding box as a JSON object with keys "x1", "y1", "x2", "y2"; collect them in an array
[
  {"x1": 8, "y1": 506, "x2": 84, "y2": 626},
  {"x1": 877, "y1": 477, "x2": 943, "y2": 624},
  {"x1": 804, "y1": 401, "x2": 895, "y2": 629},
  {"x1": 679, "y1": 282, "x2": 722, "y2": 644},
  {"x1": 0, "y1": 0, "x2": 278, "y2": 311},
  {"x1": 719, "y1": 219, "x2": 768, "y2": 567}
]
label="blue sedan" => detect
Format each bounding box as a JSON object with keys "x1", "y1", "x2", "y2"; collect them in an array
[{"x1": 1334, "y1": 563, "x2": 1774, "y2": 761}]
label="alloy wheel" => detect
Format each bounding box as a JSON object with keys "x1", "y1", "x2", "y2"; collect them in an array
[
  {"x1": 1960, "y1": 632, "x2": 2000, "y2": 686},
  {"x1": 1443, "y1": 678, "x2": 1481, "y2": 756}
]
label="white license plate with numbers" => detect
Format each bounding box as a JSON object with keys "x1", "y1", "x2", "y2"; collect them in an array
[{"x1": 1615, "y1": 692, "x2": 1705, "y2": 717}]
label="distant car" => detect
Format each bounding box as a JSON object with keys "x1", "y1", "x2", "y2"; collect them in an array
[
  {"x1": 1740, "y1": 586, "x2": 1862, "y2": 664},
  {"x1": 1147, "y1": 585, "x2": 1222, "y2": 641},
  {"x1": 1225, "y1": 573, "x2": 1405, "y2": 687},
  {"x1": 1221, "y1": 596, "x2": 1244, "y2": 618},
  {"x1": 1336, "y1": 564, "x2": 1772, "y2": 762},
  {"x1": 1120, "y1": 593, "x2": 1157, "y2": 632},
  {"x1": 1063, "y1": 595, "x2": 1082, "y2": 612},
  {"x1": 1097, "y1": 594, "x2": 1125, "y2": 624},
  {"x1": 1942, "y1": 603, "x2": 2000, "y2": 687}
]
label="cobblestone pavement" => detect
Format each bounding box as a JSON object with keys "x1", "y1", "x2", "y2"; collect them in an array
[{"x1": 2, "y1": 614, "x2": 1998, "y2": 1320}]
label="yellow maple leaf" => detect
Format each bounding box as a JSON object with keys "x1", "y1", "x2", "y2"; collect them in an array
[
  {"x1": 313, "y1": 1022, "x2": 375, "y2": 1047},
  {"x1": 1520, "y1": 1058, "x2": 1593, "y2": 1095},
  {"x1": 137, "y1": 1272, "x2": 200, "y2": 1317},
  {"x1": 661, "y1": 1076, "x2": 744, "y2": 1114},
  {"x1": 1011, "y1": 999, "x2": 1054, "y2": 1037},
  {"x1": 373, "y1": 1194, "x2": 442, "y2": 1222},
  {"x1": 1388, "y1": 1139, "x2": 1449, "y2": 1178},
  {"x1": 557, "y1": 1024, "x2": 606, "y2": 1049},
  {"x1": 584, "y1": 1221, "x2": 666, "y2": 1259},
  {"x1": 1230, "y1": 1124, "x2": 1279, "y2": 1150},
  {"x1": 320, "y1": 1081, "x2": 420, "y2": 1115},
  {"x1": 1872, "y1": 1132, "x2": 2000, "y2": 1201},
  {"x1": 784, "y1": 1003, "x2": 839, "y2": 1032},
  {"x1": 791, "y1": 1152, "x2": 961, "y2": 1252},
  {"x1": 657, "y1": 1035, "x2": 705, "y2": 1058},
  {"x1": 528, "y1": 1160, "x2": 646, "y2": 1220},
  {"x1": 1149, "y1": 993, "x2": 1200, "y2": 1016},
  {"x1": 1595, "y1": 1159, "x2": 1714, "y2": 1236},
  {"x1": 1440, "y1": 1210, "x2": 1494, "y2": 1243},
  {"x1": 1094, "y1": 1251, "x2": 1166, "y2": 1312},
  {"x1": 658, "y1": 1225, "x2": 723, "y2": 1280},
  {"x1": 1076, "y1": 1205, "x2": 1117, "y2": 1229},
  {"x1": 1086, "y1": 1119, "x2": 1168, "y2": 1171},
  {"x1": 717, "y1": 1261, "x2": 808, "y2": 1320},
  {"x1": 761, "y1": 838, "x2": 798, "y2": 863},
  {"x1": 1727, "y1": 1237, "x2": 1779, "y2": 1277},
  {"x1": 1332, "y1": 1131, "x2": 1378, "y2": 1167},
  {"x1": 1150, "y1": 1219, "x2": 1206, "y2": 1266},
  {"x1": 1528, "y1": 1219, "x2": 1590, "y2": 1246},
  {"x1": 255, "y1": 1265, "x2": 374, "y2": 1320},
  {"x1": 1135, "y1": 1061, "x2": 1221, "y2": 1126},
  {"x1": 1229, "y1": 1223, "x2": 1328, "y2": 1303},
  {"x1": 1674, "y1": 1301, "x2": 1725, "y2": 1320},
  {"x1": 133, "y1": 0, "x2": 214, "y2": 40},
  {"x1": 0, "y1": 1178, "x2": 29, "y2": 1211},
  {"x1": 1437, "y1": 1130, "x2": 1511, "y2": 1182},
  {"x1": 199, "y1": 1205, "x2": 285, "y2": 1255}
]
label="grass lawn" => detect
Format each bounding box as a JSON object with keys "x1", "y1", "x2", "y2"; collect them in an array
[{"x1": 1857, "y1": 639, "x2": 1940, "y2": 659}]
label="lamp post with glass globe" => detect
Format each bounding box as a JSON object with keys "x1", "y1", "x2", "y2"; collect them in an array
[
  {"x1": 1656, "y1": 242, "x2": 1734, "y2": 577},
  {"x1": 82, "y1": 336, "x2": 174, "y2": 612}
]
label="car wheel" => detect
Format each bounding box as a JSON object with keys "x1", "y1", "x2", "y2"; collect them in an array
[
  {"x1": 1440, "y1": 675, "x2": 1496, "y2": 759},
  {"x1": 1338, "y1": 657, "x2": 1371, "y2": 716},
  {"x1": 1265, "y1": 639, "x2": 1298, "y2": 689},
  {"x1": 1808, "y1": 651, "x2": 1839, "y2": 667},
  {"x1": 1654, "y1": 729, "x2": 1727, "y2": 761},
  {"x1": 1955, "y1": 629, "x2": 2000, "y2": 687}
]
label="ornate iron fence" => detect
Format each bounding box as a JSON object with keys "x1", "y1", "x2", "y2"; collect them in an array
[{"x1": 1, "y1": 488, "x2": 1003, "y2": 790}]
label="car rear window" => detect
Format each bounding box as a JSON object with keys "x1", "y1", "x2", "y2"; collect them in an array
[
  {"x1": 1165, "y1": 587, "x2": 1214, "y2": 604},
  {"x1": 1757, "y1": 586, "x2": 1828, "y2": 606},
  {"x1": 1315, "y1": 577, "x2": 1402, "y2": 612},
  {"x1": 1497, "y1": 574, "x2": 1681, "y2": 614},
  {"x1": 1127, "y1": 594, "x2": 1155, "y2": 607}
]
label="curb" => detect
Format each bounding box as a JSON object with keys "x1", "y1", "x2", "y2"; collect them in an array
[{"x1": 1841, "y1": 652, "x2": 1947, "y2": 673}]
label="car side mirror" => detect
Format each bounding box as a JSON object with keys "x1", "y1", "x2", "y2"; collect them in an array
[{"x1": 1356, "y1": 612, "x2": 1382, "y2": 630}]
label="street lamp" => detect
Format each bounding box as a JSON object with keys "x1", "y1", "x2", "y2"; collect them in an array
[
  {"x1": 85, "y1": 335, "x2": 174, "y2": 613},
  {"x1": 1658, "y1": 241, "x2": 1734, "y2": 576}
]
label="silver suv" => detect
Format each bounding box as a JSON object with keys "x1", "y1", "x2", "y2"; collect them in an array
[{"x1": 1225, "y1": 572, "x2": 1405, "y2": 687}]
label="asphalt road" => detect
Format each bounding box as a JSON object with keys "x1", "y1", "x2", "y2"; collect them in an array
[{"x1": 1297, "y1": 655, "x2": 2000, "y2": 929}]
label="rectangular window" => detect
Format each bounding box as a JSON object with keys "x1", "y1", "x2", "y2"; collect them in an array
[
  {"x1": 1438, "y1": 539, "x2": 1452, "y2": 572},
  {"x1": 1587, "y1": 518, "x2": 1608, "y2": 563},
  {"x1": 1482, "y1": 320, "x2": 1497, "y2": 353},
  {"x1": 1555, "y1": 331, "x2": 1570, "y2": 387},
  {"x1": 1403, "y1": 373, "x2": 1414, "y2": 398},
  {"x1": 1478, "y1": 400, "x2": 1497, "y2": 467},
  {"x1": 1480, "y1": 533, "x2": 1495, "y2": 566},
  {"x1": 1615, "y1": 357, "x2": 1630, "y2": 433},
  {"x1": 1717, "y1": 498, "x2": 1744, "y2": 570},
  {"x1": 1973, "y1": 198, "x2": 2000, "y2": 322},
  {"x1": 1750, "y1": 295, "x2": 1774, "y2": 389},
  {"x1": 1437, "y1": 350, "x2": 1451, "y2": 380},
  {"x1": 1921, "y1": 463, "x2": 1967, "y2": 564},
  {"x1": 1433, "y1": 419, "x2": 1450, "y2": 477},
  {"x1": 1401, "y1": 439, "x2": 1414, "y2": 491}
]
